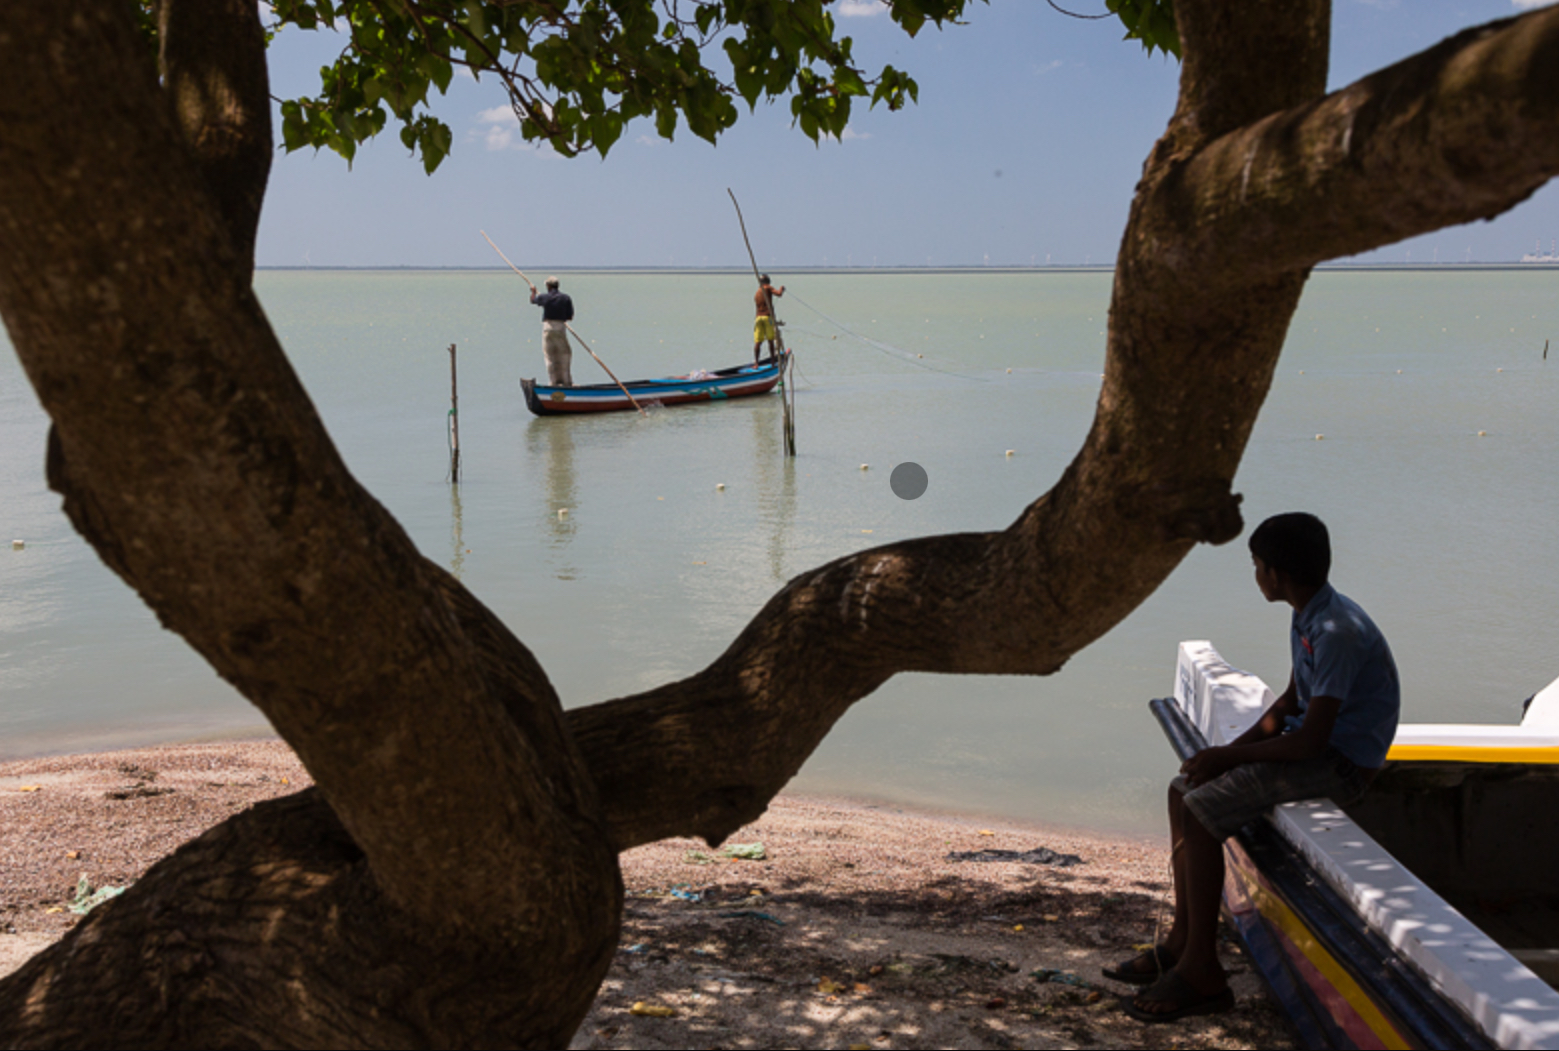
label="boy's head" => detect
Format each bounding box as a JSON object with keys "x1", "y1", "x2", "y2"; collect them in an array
[{"x1": 1248, "y1": 512, "x2": 1330, "y2": 588}]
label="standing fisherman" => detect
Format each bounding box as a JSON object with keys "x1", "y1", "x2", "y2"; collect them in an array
[
  {"x1": 752, "y1": 273, "x2": 785, "y2": 364},
  {"x1": 529, "y1": 275, "x2": 575, "y2": 386}
]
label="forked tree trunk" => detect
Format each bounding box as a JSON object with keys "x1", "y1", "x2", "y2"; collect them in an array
[{"x1": 4, "y1": 0, "x2": 1559, "y2": 1046}]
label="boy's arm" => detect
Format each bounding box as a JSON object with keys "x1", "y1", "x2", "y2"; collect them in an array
[
  {"x1": 1182, "y1": 686, "x2": 1342, "y2": 786},
  {"x1": 1229, "y1": 672, "x2": 1298, "y2": 747}
]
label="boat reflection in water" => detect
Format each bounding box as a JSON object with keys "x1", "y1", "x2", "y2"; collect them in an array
[{"x1": 1153, "y1": 643, "x2": 1559, "y2": 1050}]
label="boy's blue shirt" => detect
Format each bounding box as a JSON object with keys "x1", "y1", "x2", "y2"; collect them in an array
[{"x1": 1285, "y1": 583, "x2": 1401, "y2": 768}]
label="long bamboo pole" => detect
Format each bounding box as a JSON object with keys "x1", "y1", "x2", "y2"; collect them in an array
[
  {"x1": 727, "y1": 190, "x2": 795, "y2": 456},
  {"x1": 481, "y1": 230, "x2": 535, "y2": 293},
  {"x1": 480, "y1": 230, "x2": 647, "y2": 416},
  {"x1": 564, "y1": 323, "x2": 646, "y2": 416}
]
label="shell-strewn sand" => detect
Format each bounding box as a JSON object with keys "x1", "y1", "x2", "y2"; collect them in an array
[{"x1": 1, "y1": 742, "x2": 1297, "y2": 1049}]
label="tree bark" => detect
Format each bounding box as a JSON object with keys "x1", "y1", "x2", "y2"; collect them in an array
[
  {"x1": 0, "y1": 1, "x2": 619, "y2": 1045},
  {"x1": 159, "y1": 0, "x2": 274, "y2": 279},
  {"x1": 565, "y1": 3, "x2": 1559, "y2": 856},
  {"x1": 6, "y1": 1, "x2": 1559, "y2": 1047}
]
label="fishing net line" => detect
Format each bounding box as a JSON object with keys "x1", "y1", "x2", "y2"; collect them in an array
[{"x1": 785, "y1": 290, "x2": 989, "y2": 382}]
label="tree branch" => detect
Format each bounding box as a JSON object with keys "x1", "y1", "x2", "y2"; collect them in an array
[
  {"x1": 0, "y1": 0, "x2": 619, "y2": 957},
  {"x1": 1156, "y1": 9, "x2": 1559, "y2": 282},
  {"x1": 159, "y1": 0, "x2": 274, "y2": 277},
  {"x1": 568, "y1": 1, "x2": 1339, "y2": 852}
]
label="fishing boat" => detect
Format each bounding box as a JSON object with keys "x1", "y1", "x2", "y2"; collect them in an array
[
  {"x1": 1152, "y1": 642, "x2": 1559, "y2": 1049},
  {"x1": 520, "y1": 355, "x2": 785, "y2": 416}
]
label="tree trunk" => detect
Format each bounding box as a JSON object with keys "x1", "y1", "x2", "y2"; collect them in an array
[{"x1": 5, "y1": 0, "x2": 1559, "y2": 1046}]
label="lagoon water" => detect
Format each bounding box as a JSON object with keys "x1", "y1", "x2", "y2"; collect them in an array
[{"x1": 3, "y1": 269, "x2": 1557, "y2": 835}]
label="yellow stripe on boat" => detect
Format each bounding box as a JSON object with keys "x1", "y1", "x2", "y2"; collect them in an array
[
  {"x1": 1230, "y1": 857, "x2": 1411, "y2": 1050},
  {"x1": 1386, "y1": 744, "x2": 1559, "y2": 763}
]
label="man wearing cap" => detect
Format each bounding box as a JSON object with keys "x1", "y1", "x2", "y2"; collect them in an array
[{"x1": 530, "y1": 276, "x2": 575, "y2": 386}]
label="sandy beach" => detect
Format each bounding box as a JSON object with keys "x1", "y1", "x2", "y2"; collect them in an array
[{"x1": 1, "y1": 741, "x2": 1297, "y2": 1049}]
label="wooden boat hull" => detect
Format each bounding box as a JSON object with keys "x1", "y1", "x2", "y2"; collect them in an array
[
  {"x1": 521, "y1": 356, "x2": 783, "y2": 416},
  {"x1": 1155, "y1": 643, "x2": 1559, "y2": 1050}
]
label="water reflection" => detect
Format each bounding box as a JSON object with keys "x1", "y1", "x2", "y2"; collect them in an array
[
  {"x1": 526, "y1": 417, "x2": 579, "y2": 580},
  {"x1": 752, "y1": 400, "x2": 797, "y2": 581}
]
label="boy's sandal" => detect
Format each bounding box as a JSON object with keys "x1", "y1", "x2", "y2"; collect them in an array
[
  {"x1": 1102, "y1": 945, "x2": 1176, "y2": 985},
  {"x1": 1122, "y1": 971, "x2": 1235, "y2": 1023}
]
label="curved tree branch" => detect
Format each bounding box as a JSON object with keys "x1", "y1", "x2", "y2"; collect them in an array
[
  {"x1": 8, "y1": 1, "x2": 1559, "y2": 1045},
  {"x1": 0, "y1": 0, "x2": 618, "y2": 975},
  {"x1": 1157, "y1": 9, "x2": 1559, "y2": 282},
  {"x1": 572, "y1": 1, "x2": 1335, "y2": 852},
  {"x1": 569, "y1": 5, "x2": 1559, "y2": 855}
]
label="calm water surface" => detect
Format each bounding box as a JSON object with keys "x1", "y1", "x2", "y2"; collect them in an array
[{"x1": 3, "y1": 269, "x2": 1556, "y2": 835}]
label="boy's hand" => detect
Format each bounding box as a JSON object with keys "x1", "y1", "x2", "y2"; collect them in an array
[{"x1": 1181, "y1": 745, "x2": 1236, "y2": 787}]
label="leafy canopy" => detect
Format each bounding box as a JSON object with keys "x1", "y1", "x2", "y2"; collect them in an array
[{"x1": 146, "y1": 0, "x2": 1177, "y2": 173}]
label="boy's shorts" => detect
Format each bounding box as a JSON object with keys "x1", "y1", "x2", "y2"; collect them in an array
[{"x1": 1178, "y1": 747, "x2": 1373, "y2": 842}]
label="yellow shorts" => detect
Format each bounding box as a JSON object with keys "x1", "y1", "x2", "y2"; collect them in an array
[{"x1": 753, "y1": 316, "x2": 777, "y2": 343}]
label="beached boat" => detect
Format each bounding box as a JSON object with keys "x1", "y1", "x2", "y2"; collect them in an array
[
  {"x1": 520, "y1": 355, "x2": 784, "y2": 416},
  {"x1": 1153, "y1": 642, "x2": 1559, "y2": 1049}
]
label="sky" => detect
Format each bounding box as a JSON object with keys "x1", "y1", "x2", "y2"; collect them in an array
[{"x1": 256, "y1": 0, "x2": 1559, "y2": 269}]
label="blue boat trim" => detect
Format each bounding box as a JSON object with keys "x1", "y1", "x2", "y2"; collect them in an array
[{"x1": 521, "y1": 356, "x2": 785, "y2": 416}]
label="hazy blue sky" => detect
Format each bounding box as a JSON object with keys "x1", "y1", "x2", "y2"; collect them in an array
[{"x1": 256, "y1": 0, "x2": 1559, "y2": 268}]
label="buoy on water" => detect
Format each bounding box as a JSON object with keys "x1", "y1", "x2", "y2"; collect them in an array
[
  {"x1": 1478, "y1": 431, "x2": 1488, "y2": 437},
  {"x1": 1005, "y1": 450, "x2": 1015, "y2": 457},
  {"x1": 860, "y1": 464, "x2": 869, "y2": 471},
  {"x1": 1315, "y1": 434, "x2": 1324, "y2": 441},
  {"x1": 11, "y1": 540, "x2": 22, "y2": 550},
  {"x1": 716, "y1": 483, "x2": 726, "y2": 491},
  {"x1": 558, "y1": 508, "x2": 570, "y2": 518}
]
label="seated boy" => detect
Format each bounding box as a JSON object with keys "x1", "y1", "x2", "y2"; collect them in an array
[{"x1": 1109, "y1": 511, "x2": 1401, "y2": 1022}]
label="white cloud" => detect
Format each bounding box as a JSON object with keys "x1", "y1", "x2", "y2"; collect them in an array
[
  {"x1": 473, "y1": 106, "x2": 557, "y2": 155},
  {"x1": 1033, "y1": 60, "x2": 1065, "y2": 76},
  {"x1": 1513, "y1": 0, "x2": 1559, "y2": 8},
  {"x1": 838, "y1": 0, "x2": 889, "y2": 16},
  {"x1": 821, "y1": 124, "x2": 871, "y2": 144},
  {"x1": 477, "y1": 106, "x2": 520, "y2": 150},
  {"x1": 635, "y1": 134, "x2": 661, "y2": 147}
]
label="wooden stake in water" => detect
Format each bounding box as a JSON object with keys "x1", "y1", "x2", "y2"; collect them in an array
[
  {"x1": 448, "y1": 343, "x2": 461, "y2": 483},
  {"x1": 728, "y1": 189, "x2": 796, "y2": 457}
]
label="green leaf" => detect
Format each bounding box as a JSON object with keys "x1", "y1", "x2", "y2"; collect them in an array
[
  {"x1": 1105, "y1": 0, "x2": 1180, "y2": 58},
  {"x1": 834, "y1": 67, "x2": 866, "y2": 97},
  {"x1": 266, "y1": 0, "x2": 994, "y2": 167}
]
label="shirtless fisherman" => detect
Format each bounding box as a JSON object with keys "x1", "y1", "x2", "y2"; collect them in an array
[{"x1": 752, "y1": 274, "x2": 784, "y2": 364}]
